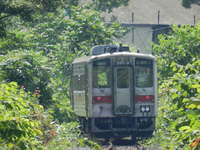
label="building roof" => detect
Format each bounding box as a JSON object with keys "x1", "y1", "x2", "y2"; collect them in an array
[{"x1": 102, "y1": 0, "x2": 200, "y2": 25}]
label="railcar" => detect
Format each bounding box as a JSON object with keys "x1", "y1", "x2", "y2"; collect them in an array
[{"x1": 70, "y1": 45, "x2": 157, "y2": 141}]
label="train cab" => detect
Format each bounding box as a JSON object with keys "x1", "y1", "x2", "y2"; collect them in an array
[{"x1": 71, "y1": 45, "x2": 157, "y2": 139}]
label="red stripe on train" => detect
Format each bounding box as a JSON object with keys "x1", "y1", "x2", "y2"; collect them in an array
[
  {"x1": 135, "y1": 95, "x2": 154, "y2": 102},
  {"x1": 93, "y1": 96, "x2": 112, "y2": 103}
]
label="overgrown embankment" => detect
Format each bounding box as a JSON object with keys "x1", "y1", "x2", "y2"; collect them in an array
[{"x1": 146, "y1": 24, "x2": 200, "y2": 150}]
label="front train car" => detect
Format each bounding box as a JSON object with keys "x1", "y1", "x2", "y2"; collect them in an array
[{"x1": 71, "y1": 45, "x2": 157, "y2": 140}]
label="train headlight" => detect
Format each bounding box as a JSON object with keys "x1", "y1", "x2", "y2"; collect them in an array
[
  {"x1": 145, "y1": 105, "x2": 150, "y2": 112},
  {"x1": 140, "y1": 106, "x2": 146, "y2": 112},
  {"x1": 140, "y1": 105, "x2": 150, "y2": 112}
]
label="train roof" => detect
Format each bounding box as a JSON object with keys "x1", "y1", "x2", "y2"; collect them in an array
[
  {"x1": 72, "y1": 52, "x2": 156, "y2": 64},
  {"x1": 72, "y1": 44, "x2": 156, "y2": 64}
]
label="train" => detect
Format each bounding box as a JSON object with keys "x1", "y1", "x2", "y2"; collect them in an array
[{"x1": 70, "y1": 45, "x2": 157, "y2": 142}]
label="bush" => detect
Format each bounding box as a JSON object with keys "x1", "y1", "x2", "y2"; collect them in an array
[
  {"x1": 0, "y1": 82, "x2": 44, "y2": 149},
  {"x1": 0, "y1": 51, "x2": 52, "y2": 106},
  {"x1": 155, "y1": 60, "x2": 200, "y2": 149},
  {"x1": 151, "y1": 24, "x2": 200, "y2": 150},
  {"x1": 44, "y1": 122, "x2": 102, "y2": 150}
]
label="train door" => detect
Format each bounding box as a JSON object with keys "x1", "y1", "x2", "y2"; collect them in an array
[{"x1": 113, "y1": 67, "x2": 133, "y2": 115}]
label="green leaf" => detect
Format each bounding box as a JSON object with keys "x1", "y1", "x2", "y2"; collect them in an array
[
  {"x1": 179, "y1": 126, "x2": 191, "y2": 131},
  {"x1": 191, "y1": 84, "x2": 200, "y2": 88}
]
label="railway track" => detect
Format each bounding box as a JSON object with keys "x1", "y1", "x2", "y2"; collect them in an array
[
  {"x1": 100, "y1": 139, "x2": 148, "y2": 150},
  {"x1": 73, "y1": 136, "x2": 157, "y2": 150}
]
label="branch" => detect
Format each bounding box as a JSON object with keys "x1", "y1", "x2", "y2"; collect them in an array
[{"x1": 0, "y1": 14, "x2": 12, "y2": 21}]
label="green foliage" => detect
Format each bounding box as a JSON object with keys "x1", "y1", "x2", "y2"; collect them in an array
[
  {"x1": 151, "y1": 24, "x2": 200, "y2": 150},
  {"x1": 153, "y1": 24, "x2": 200, "y2": 79},
  {"x1": 31, "y1": 7, "x2": 125, "y2": 56},
  {"x1": 0, "y1": 0, "x2": 68, "y2": 37},
  {"x1": 155, "y1": 62, "x2": 200, "y2": 150},
  {"x1": 44, "y1": 122, "x2": 102, "y2": 150},
  {"x1": 44, "y1": 122, "x2": 81, "y2": 149},
  {"x1": 77, "y1": 138, "x2": 103, "y2": 150},
  {"x1": 0, "y1": 82, "x2": 44, "y2": 149},
  {"x1": 92, "y1": 0, "x2": 129, "y2": 13},
  {"x1": 0, "y1": 0, "x2": 128, "y2": 37},
  {"x1": 49, "y1": 77, "x2": 77, "y2": 123},
  {"x1": 0, "y1": 1, "x2": 128, "y2": 149},
  {"x1": 0, "y1": 30, "x2": 35, "y2": 54},
  {"x1": 182, "y1": 0, "x2": 200, "y2": 8},
  {"x1": 57, "y1": 6, "x2": 125, "y2": 70},
  {"x1": 0, "y1": 50, "x2": 52, "y2": 106},
  {"x1": 25, "y1": 7, "x2": 125, "y2": 74}
]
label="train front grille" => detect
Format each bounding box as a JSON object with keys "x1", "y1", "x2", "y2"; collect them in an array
[
  {"x1": 115, "y1": 105, "x2": 132, "y2": 114},
  {"x1": 94, "y1": 118, "x2": 112, "y2": 130},
  {"x1": 113, "y1": 117, "x2": 134, "y2": 128},
  {"x1": 94, "y1": 117, "x2": 135, "y2": 130}
]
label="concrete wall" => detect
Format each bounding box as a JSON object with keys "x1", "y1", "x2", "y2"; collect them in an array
[
  {"x1": 103, "y1": 0, "x2": 200, "y2": 25},
  {"x1": 117, "y1": 24, "x2": 171, "y2": 54}
]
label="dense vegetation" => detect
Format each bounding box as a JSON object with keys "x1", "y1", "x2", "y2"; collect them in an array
[
  {"x1": 1, "y1": 0, "x2": 199, "y2": 149},
  {"x1": 149, "y1": 24, "x2": 200, "y2": 150},
  {"x1": 0, "y1": 0, "x2": 127, "y2": 149}
]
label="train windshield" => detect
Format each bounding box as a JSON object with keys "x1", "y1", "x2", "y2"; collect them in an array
[
  {"x1": 135, "y1": 58, "x2": 153, "y2": 88},
  {"x1": 117, "y1": 68, "x2": 129, "y2": 88},
  {"x1": 93, "y1": 59, "x2": 111, "y2": 88}
]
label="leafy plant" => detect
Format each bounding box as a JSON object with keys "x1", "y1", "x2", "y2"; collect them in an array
[
  {"x1": 150, "y1": 24, "x2": 200, "y2": 150},
  {"x1": 182, "y1": 0, "x2": 200, "y2": 8},
  {"x1": 91, "y1": 0, "x2": 129, "y2": 13},
  {"x1": 0, "y1": 1, "x2": 128, "y2": 149},
  {"x1": 0, "y1": 50, "x2": 52, "y2": 106},
  {"x1": 0, "y1": 82, "x2": 44, "y2": 149}
]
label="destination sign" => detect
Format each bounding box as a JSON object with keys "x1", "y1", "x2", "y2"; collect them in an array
[
  {"x1": 115, "y1": 57, "x2": 132, "y2": 65},
  {"x1": 135, "y1": 58, "x2": 152, "y2": 66}
]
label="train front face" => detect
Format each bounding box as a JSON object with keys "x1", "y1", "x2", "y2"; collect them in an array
[{"x1": 91, "y1": 54, "x2": 156, "y2": 138}]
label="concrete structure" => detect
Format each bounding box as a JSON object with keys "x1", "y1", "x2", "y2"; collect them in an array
[
  {"x1": 103, "y1": 0, "x2": 200, "y2": 25},
  {"x1": 81, "y1": 0, "x2": 200, "y2": 53},
  {"x1": 102, "y1": 0, "x2": 200, "y2": 53},
  {"x1": 117, "y1": 24, "x2": 171, "y2": 54}
]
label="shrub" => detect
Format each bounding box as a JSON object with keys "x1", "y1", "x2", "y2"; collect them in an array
[
  {"x1": 151, "y1": 24, "x2": 200, "y2": 150},
  {"x1": 0, "y1": 51, "x2": 52, "y2": 106},
  {"x1": 0, "y1": 82, "x2": 50, "y2": 149}
]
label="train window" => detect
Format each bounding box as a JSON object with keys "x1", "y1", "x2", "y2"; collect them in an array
[
  {"x1": 93, "y1": 59, "x2": 111, "y2": 88},
  {"x1": 93, "y1": 66, "x2": 111, "y2": 88},
  {"x1": 117, "y1": 68, "x2": 129, "y2": 88},
  {"x1": 135, "y1": 59, "x2": 153, "y2": 88}
]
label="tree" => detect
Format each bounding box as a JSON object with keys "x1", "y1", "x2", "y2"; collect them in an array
[
  {"x1": 0, "y1": 0, "x2": 79, "y2": 37},
  {"x1": 92, "y1": 0, "x2": 129, "y2": 12},
  {"x1": 0, "y1": 50, "x2": 52, "y2": 106},
  {"x1": 182, "y1": 0, "x2": 200, "y2": 8},
  {"x1": 0, "y1": 82, "x2": 44, "y2": 149},
  {"x1": 151, "y1": 24, "x2": 200, "y2": 150},
  {"x1": 153, "y1": 24, "x2": 200, "y2": 79},
  {"x1": 0, "y1": 0, "x2": 129, "y2": 37}
]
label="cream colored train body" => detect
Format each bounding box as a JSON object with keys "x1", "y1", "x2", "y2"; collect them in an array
[{"x1": 71, "y1": 45, "x2": 157, "y2": 139}]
